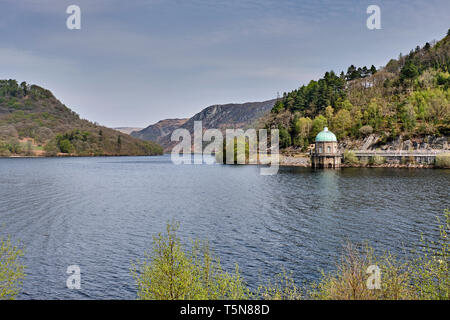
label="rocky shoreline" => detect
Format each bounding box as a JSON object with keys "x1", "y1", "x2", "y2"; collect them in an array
[{"x1": 279, "y1": 154, "x2": 448, "y2": 168}]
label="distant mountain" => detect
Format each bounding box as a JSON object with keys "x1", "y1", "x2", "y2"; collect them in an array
[
  {"x1": 0, "y1": 81, "x2": 163, "y2": 157},
  {"x1": 114, "y1": 127, "x2": 143, "y2": 135},
  {"x1": 133, "y1": 100, "x2": 276, "y2": 151},
  {"x1": 131, "y1": 118, "x2": 188, "y2": 145}
]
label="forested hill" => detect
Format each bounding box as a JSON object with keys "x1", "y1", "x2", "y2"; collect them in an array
[
  {"x1": 0, "y1": 81, "x2": 163, "y2": 156},
  {"x1": 266, "y1": 29, "x2": 450, "y2": 150}
]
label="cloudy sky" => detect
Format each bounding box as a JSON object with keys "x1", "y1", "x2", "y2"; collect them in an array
[{"x1": 0, "y1": 0, "x2": 449, "y2": 127}]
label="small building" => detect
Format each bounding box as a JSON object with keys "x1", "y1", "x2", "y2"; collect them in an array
[{"x1": 311, "y1": 127, "x2": 341, "y2": 168}]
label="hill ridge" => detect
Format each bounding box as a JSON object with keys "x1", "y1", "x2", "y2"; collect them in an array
[{"x1": 0, "y1": 81, "x2": 163, "y2": 157}]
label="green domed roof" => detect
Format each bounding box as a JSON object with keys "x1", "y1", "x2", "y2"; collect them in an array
[{"x1": 315, "y1": 127, "x2": 337, "y2": 142}]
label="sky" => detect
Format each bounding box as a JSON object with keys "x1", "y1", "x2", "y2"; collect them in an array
[{"x1": 0, "y1": 0, "x2": 449, "y2": 128}]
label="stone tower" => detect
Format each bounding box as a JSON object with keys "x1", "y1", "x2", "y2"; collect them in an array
[{"x1": 311, "y1": 127, "x2": 341, "y2": 168}]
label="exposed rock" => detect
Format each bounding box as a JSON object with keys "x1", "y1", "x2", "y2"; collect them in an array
[
  {"x1": 135, "y1": 99, "x2": 276, "y2": 152},
  {"x1": 340, "y1": 134, "x2": 448, "y2": 152},
  {"x1": 403, "y1": 140, "x2": 412, "y2": 150},
  {"x1": 131, "y1": 119, "x2": 188, "y2": 144},
  {"x1": 361, "y1": 134, "x2": 380, "y2": 150}
]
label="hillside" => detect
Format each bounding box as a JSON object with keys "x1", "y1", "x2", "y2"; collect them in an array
[
  {"x1": 131, "y1": 118, "x2": 188, "y2": 145},
  {"x1": 134, "y1": 100, "x2": 276, "y2": 151},
  {"x1": 264, "y1": 30, "x2": 450, "y2": 151},
  {"x1": 0, "y1": 81, "x2": 163, "y2": 157}
]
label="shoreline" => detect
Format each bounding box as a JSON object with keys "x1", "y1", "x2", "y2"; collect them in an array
[
  {"x1": 1, "y1": 153, "x2": 448, "y2": 169},
  {"x1": 278, "y1": 154, "x2": 448, "y2": 169},
  {"x1": 0, "y1": 153, "x2": 163, "y2": 159}
]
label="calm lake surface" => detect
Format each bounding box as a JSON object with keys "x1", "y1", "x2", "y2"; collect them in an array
[{"x1": 0, "y1": 155, "x2": 449, "y2": 299}]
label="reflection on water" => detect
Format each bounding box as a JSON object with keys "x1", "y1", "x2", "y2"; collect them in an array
[{"x1": 0, "y1": 156, "x2": 449, "y2": 299}]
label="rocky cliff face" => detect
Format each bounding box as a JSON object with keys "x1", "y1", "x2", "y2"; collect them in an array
[
  {"x1": 133, "y1": 99, "x2": 276, "y2": 151},
  {"x1": 131, "y1": 119, "x2": 188, "y2": 144},
  {"x1": 340, "y1": 134, "x2": 449, "y2": 151}
]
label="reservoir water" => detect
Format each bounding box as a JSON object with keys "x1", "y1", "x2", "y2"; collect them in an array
[{"x1": 0, "y1": 155, "x2": 448, "y2": 299}]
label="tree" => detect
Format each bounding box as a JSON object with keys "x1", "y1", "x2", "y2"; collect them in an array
[
  {"x1": 311, "y1": 115, "x2": 328, "y2": 138},
  {"x1": 333, "y1": 109, "x2": 352, "y2": 138},
  {"x1": 25, "y1": 140, "x2": 33, "y2": 156},
  {"x1": 132, "y1": 222, "x2": 250, "y2": 300},
  {"x1": 293, "y1": 117, "x2": 313, "y2": 148},
  {"x1": 117, "y1": 135, "x2": 122, "y2": 152},
  {"x1": 370, "y1": 65, "x2": 377, "y2": 75},
  {"x1": 362, "y1": 66, "x2": 369, "y2": 78},
  {"x1": 346, "y1": 65, "x2": 358, "y2": 80},
  {"x1": 20, "y1": 82, "x2": 27, "y2": 96},
  {"x1": 400, "y1": 61, "x2": 419, "y2": 81},
  {"x1": 296, "y1": 117, "x2": 313, "y2": 139},
  {"x1": 366, "y1": 99, "x2": 383, "y2": 130},
  {"x1": 58, "y1": 139, "x2": 74, "y2": 154},
  {"x1": 272, "y1": 100, "x2": 284, "y2": 113},
  {"x1": 278, "y1": 126, "x2": 291, "y2": 148},
  {"x1": 0, "y1": 235, "x2": 26, "y2": 300},
  {"x1": 325, "y1": 106, "x2": 334, "y2": 127},
  {"x1": 400, "y1": 103, "x2": 416, "y2": 131}
]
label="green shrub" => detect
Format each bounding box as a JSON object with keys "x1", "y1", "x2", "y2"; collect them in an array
[
  {"x1": 135, "y1": 209, "x2": 449, "y2": 300},
  {"x1": 132, "y1": 223, "x2": 251, "y2": 300},
  {"x1": 343, "y1": 150, "x2": 359, "y2": 165},
  {"x1": 257, "y1": 269, "x2": 302, "y2": 300},
  {"x1": 0, "y1": 148, "x2": 11, "y2": 157},
  {"x1": 435, "y1": 153, "x2": 450, "y2": 168},
  {"x1": 359, "y1": 125, "x2": 373, "y2": 136},
  {"x1": 308, "y1": 243, "x2": 414, "y2": 300},
  {"x1": 43, "y1": 140, "x2": 59, "y2": 156},
  {"x1": 308, "y1": 210, "x2": 449, "y2": 300},
  {"x1": 58, "y1": 139, "x2": 73, "y2": 154},
  {"x1": 0, "y1": 140, "x2": 21, "y2": 155},
  {"x1": 0, "y1": 236, "x2": 26, "y2": 300},
  {"x1": 409, "y1": 209, "x2": 449, "y2": 299},
  {"x1": 369, "y1": 155, "x2": 386, "y2": 165}
]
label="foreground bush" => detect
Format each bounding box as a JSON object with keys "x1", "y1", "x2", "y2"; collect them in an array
[
  {"x1": 435, "y1": 153, "x2": 450, "y2": 168},
  {"x1": 409, "y1": 209, "x2": 449, "y2": 299},
  {"x1": 308, "y1": 244, "x2": 414, "y2": 299},
  {"x1": 135, "y1": 210, "x2": 449, "y2": 300},
  {"x1": 0, "y1": 236, "x2": 25, "y2": 300},
  {"x1": 309, "y1": 209, "x2": 449, "y2": 300},
  {"x1": 257, "y1": 269, "x2": 302, "y2": 300},
  {"x1": 132, "y1": 223, "x2": 250, "y2": 300}
]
